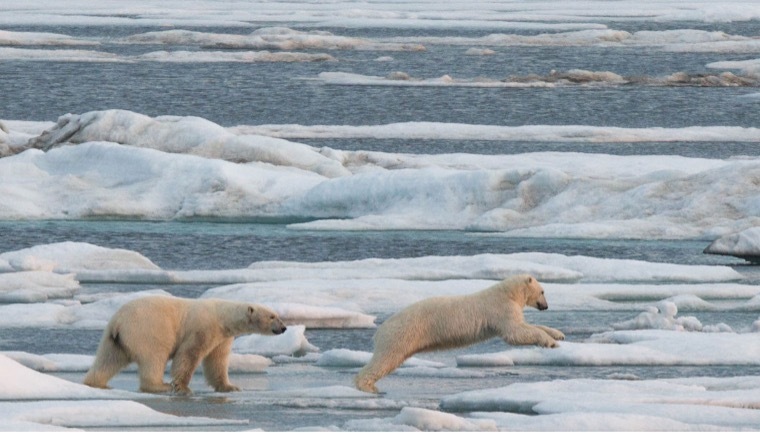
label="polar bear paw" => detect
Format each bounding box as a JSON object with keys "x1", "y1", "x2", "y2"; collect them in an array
[
  {"x1": 171, "y1": 381, "x2": 193, "y2": 396},
  {"x1": 214, "y1": 383, "x2": 242, "y2": 393}
]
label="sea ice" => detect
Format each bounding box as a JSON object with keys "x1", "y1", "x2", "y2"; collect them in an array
[
  {"x1": 704, "y1": 227, "x2": 760, "y2": 262},
  {"x1": 233, "y1": 325, "x2": 320, "y2": 357},
  {"x1": 0, "y1": 241, "x2": 160, "y2": 273},
  {"x1": 0, "y1": 271, "x2": 79, "y2": 303},
  {"x1": 3, "y1": 110, "x2": 760, "y2": 239},
  {"x1": 457, "y1": 329, "x2": 760, "y2": 367},
  {"x1": 441, "y1": 376, "x2": 760, "y2": 430}
]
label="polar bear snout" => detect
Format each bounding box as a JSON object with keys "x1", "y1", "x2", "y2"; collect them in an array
[
  {"x1": 272, "y1": 323, "x2": 287, "y2": 335},
  {"x1": 269, "y1": 314, "x2": 287, "y2": 334},
  {"x1": 537, "y1": 301, "x2": 548, "y2": 310}
]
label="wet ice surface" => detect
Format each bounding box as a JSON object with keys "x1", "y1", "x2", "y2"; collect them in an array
[
  {"x1": 12, "y1": 316, "x2": 760, "y2": 431},
  {"x1": 1, "y1": 227, "x2": 760, "y2": 431}
]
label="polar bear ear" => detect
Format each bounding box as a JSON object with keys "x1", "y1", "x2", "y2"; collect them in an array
[
  {"x1": 526, "y1": 276, "x2": 534, "y2": 284},
  {"x1": 248, "y1": 306, "x2": 255, "y2": 315}
]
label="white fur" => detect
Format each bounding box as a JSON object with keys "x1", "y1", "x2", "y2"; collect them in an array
[
  {"x1": 83, "y1": 296, "x2": 285, "y2": 395},
  {"x1": 354, "y1": 274, "x2": 564, "y2": 393}
]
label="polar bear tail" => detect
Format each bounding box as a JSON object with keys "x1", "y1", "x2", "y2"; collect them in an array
[{"x1": 83, "y1": 326, "x2": 131, "y2": 389}]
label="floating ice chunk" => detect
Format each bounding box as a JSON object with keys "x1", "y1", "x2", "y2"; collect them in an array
[
  {"x1": 0, "y1": 271, "x2": 79, "y2": 303},
  {"x1": 316, "y1": 69, "x2": 756, "y2": 88},
  {"x1": 464, "y1": 47, "x2": 495, "y2": 56},
  {"x1": 136, "y1": 49, "x2": 336, "y2": 63},
  {"x1": 702, "y1": 323, "x2": 733, "y2": 333},
  {"x1": 122, "y1": 27, "x2": 425, "y2": 51},
  {"x1": 273, "y1": 385, "x2": 369, "y2": 399},
  {"x1": 443, "y1": 377, "x2": 760, "y2": 430},
  {"x1": 0, "y1": 289, "x2": 172, "y2": 329},
  {"x1": 266, "y1": 302, "x2": 376, "y2": 328},
  {"x1": 0, "y1": 47, "x2": 124, "y2": 62},
  {"x1": 228, "y1": 353, "x2": 272, "y2": 373},
  {"x1": 316, "y1": 349, "x2": 445, "y2": 368},
  {"x1": 704, "y1": 227, "x2": 760, "y2": 263},
  {"x1": 247, "y1": 254, "x2": 582, "y2": 282},
  {"x1": 0, "y1": 303, "x2": 68, "y2": 328},
  {"x1": 29, "y1": 109, "x2": 350, "y2": 177},
  {"x1": 708, "y1": 58, "x2": 760, "y2": 76},
  {"x1": 0, "y1": 141, "x2": 324, "y2": 220},
  {"x1": 611, "y1": 301, "x2": 703, "y2": 331},
  {"x1": 4, "y1": 350, "x2": 270, "y2": 375},
  {"x1": 238, "y1": 122, "x2": 760, "y2": 142},
  {"x1": 0, "y1": 30, "x2": 98, "y2": 46},
  {"x1": 395, "y1": 366, "x2": 487, "y2": 378},
  {"x1": 0, "y1": 241, "x2": 160, "y2": 273},
  {"x1": 0, "y1": 400, "x2": 248, "y2": 429},
  {"x1": 457, "y1": 330, "x2": 760, "y2": 367},
  {"x1": 393, "y1": 407, "x2": 497, "y2": 432},
  {"x1": 753, "y1": 318, "x2": 760, "y2": 332},
  {"x1": 506, "y1": 253, "x2": 742, "y2": 283},
  {"x1": 0, "y1": 354, "x2": 129, "y2": 400},
  {"x1": 2, "y1": 352, "x2": 94, "y2": 372},
  {"x1": 233, "y1": 325, "x2": 319, "y2": 357}
]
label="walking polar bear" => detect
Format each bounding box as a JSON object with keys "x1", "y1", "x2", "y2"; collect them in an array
[
  {"x1": 84, "y1": 296, "x2": 286, "y2": 395},
  {"x1": 354, "y1": 274, "x2": 564, "y2": 393}
]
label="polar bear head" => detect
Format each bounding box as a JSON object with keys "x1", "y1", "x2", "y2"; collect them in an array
[
  {"x1": 501, "y1": 274, "x2": 548, "y2": 310},
  {"x1": 246, "y1": 304, "x2": 287, "y2": 335},
  {"x1": 523, "y1": 275, "x2": 549, "y2": 310}
]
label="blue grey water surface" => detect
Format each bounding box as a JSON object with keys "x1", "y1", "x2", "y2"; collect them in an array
[
  {"x1": 3, "y1": 23, "x2": 760, "y2": 133},
  {"x1": 2, "y1": 18, "x2": 760, "y2": 431}
]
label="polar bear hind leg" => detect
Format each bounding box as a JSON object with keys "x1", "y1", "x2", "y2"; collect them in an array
[
  {"x1": 355, "y1": 336, "x2": 414, "y2": 393},
  {"x1": 83, "y1": 328, "x2": 131, "y2": 389}
]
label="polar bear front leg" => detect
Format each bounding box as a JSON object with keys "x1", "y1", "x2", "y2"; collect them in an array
[
  {"x1": 203, "y1": 338, "x2": 240, "y2": 392},
  {"x1": 170, "y1": 333, "x2": 208, "y2": 396},
  {"x1": 534, "y1": 325, "x2": 565, "y2": 341},
  {"x1": 501, "y1": 323, "x2": 558, "y2": 348}
]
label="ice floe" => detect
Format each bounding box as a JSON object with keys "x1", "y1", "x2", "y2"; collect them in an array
[
  {"x1": 0, "y1": 271, "x2": 79, "y2": 303},
  {"x1": 3, "y1": 0, "x2": 760, "y2": 28},
  {"x1": 233, "y1": 325, "x2": 320, "y2": 357},
  {"x1": 0, "y1": 30, "x2": 98, "y2": 47},
  {"x1": 0, "y1": 47, "x2": 336, "y2": 63},
  {"x1": 1, "y1": 242, "x2": 160, "y2": 273},
  {"x1": 441, "y1": 376, "x2": 760, "y2": 430},
  {"x1": 457, "y1": 328, "x2": 760, "y2": 367},
  {"x1": 122, "y1": 27, "x2": 425, "y2": 52},
  {"x1": 0, "y1": 356, "x2": 247, "y2": 429},
  {"x1": 238, "y1": 122, "x2": 760, "y2": 142},
  {"x1": 315, "y1": 70, "x2": 759, "y2": 88},
  {"x1": 0, "y1": 241, "x2": 751, "y2": 326},
  {"x1": 29, "y1": 109, "x2": 348, "y2": 177},
  {"x1": 3, "y1": 110, "x2": 759, "y2": 239},
  {"x1": 315, "y1": 348, "x2": 445, "y2": 368},
  {"x1": 704, "y1": 227, "x2": 760, "y2": 263}
]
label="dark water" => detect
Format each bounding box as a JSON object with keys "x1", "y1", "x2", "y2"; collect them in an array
[
  {"x1": 0, "y1": 220, "x2": 743, "y2": 271},
  {"x1": 2, "y1": 24, "x2": 760, "y2": 131}
]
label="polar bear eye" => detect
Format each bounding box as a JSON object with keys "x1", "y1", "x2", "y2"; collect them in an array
[{"x1": 270, "y1": 315, "x2": 275, "y2": 320}]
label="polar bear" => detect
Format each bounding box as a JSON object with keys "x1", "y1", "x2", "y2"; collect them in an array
[
  {"x1": 83, "y1": 296, "x2": 286, "y2": 395},
  {"x1": 354, "y1": 274, "x2": 564, "y2": 393}
]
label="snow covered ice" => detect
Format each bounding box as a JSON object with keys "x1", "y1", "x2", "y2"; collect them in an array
[
  {"x1": 2, "y1": 109, "x2": 760, "y2": 238},
  {"x1": 3, "y1": 0, "x2": 760, "y2": 431},
  {"x1": 705, "y1": 227, "x2": 760, "y2": 263}
]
